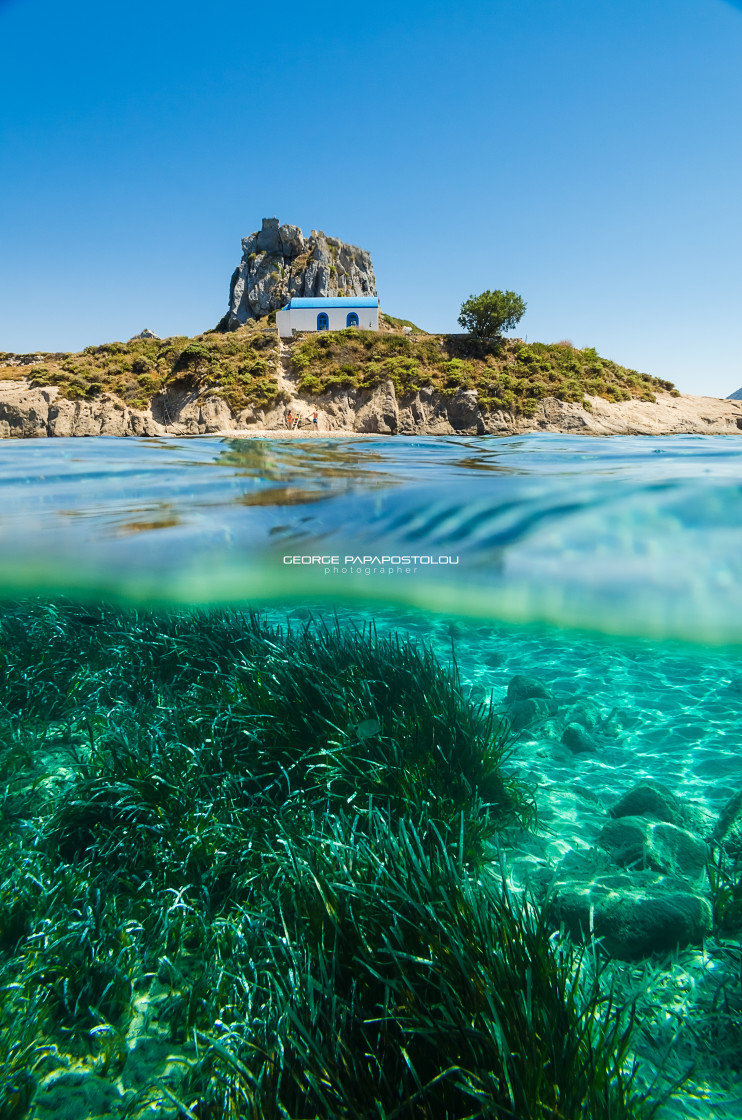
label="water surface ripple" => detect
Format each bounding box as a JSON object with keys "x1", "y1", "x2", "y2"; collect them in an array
[{"x1": 0, "y1": 433, "x2": 740, "y2": 642}]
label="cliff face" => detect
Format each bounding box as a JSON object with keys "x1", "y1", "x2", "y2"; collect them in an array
[
  {"x1": 2, "y1": 377, "x2": 742, "y2": 439},
  {"x1": 219, "y1": 218, "x2": 376, "y2": 329}
]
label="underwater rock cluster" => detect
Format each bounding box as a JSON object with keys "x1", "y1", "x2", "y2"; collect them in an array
[
  {"x1": 550, "y1": 801, "x2": 713, "y2": 960},
  {"x1": 498, "y1": 670, "x2": 734, "y2": 960}
]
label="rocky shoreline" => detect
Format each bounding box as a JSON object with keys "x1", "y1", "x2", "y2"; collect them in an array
[{"x1": 2, "y1": 375, "x2": 742, "y2": 439}]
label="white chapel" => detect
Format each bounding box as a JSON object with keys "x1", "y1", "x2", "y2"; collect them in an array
[{"x1": 276, "y1": 296, "x2": 379, "y2": 338}]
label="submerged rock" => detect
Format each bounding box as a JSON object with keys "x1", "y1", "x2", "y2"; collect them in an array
[
  {"x1": 507, "y1": 696, "x2": 558, "y2": 733},
  {"x1": 566, "y1": 700, "x2": 602, "y2": 730},
  {"x1": 597, "y1": 816, "x2": 708, "y2": 882},
  {"x1": 609, "y1": 780, "x2": 687, "y2": 829},
  {"x1": 551, "y1": 877, "x2": 712, "y2": 959},
  {"x1": 549, "y1": 848, "x2": 712, "y2": 957},
  {"x1": 506, "y1": 674, "x2": 552, "y2": 703},
  {"x1": 713, "y1": 787, "x2": 742, "y2": 853},
  {"x1": 561, "y1": 722, "x2": 599, "y2": 753},
  {"x1": 121, "y1": 1037, "x2": 190, "y2": 1093},
  {"x1": 34, "y1": 1070, "x2": 123, "y2": 1119}
]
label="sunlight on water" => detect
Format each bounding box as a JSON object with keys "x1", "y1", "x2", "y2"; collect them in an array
[{"x1": 1, "y1": 433, "x2": 741, "y2": 642}]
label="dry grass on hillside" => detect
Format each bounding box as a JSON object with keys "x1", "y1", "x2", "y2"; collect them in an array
[
  {"x1": 1, "y1": 322, "x2": 678, "y2": 419},
  {"x1": 290, "y1": 330, "x2": 678, "y2": 416},
  {"x1": 0, "y1": 325, "x2": 281, "y2": 412}
]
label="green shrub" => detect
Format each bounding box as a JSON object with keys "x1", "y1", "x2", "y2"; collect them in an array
[
  {"x1": 288, "y1": 332, "x2": 673, "y2": 415},
  {"x1": 16, "y1": 323, "x2": 674, "y2": 420},
  {"x1": 381, "y1": 312, "x2": 427, "y2": 333},
  {"x1": 24, "y1": 327, "x2": 281, "y2": 412},
  {"x1": 298, "y1": 373, "x2": 323, "y2": 394}
]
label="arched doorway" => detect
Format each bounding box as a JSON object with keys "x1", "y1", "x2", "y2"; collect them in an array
[
  {"x1": 317, "y1": 312, "x2": 329, "y2": 331},
  {"x1": 346, "y1": 312, "x2": 359, "y2": 328}
]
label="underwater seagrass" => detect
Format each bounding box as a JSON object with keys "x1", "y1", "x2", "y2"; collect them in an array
[{"x1": 0, "y1": 601, "x2": 663, "y2": 1119}]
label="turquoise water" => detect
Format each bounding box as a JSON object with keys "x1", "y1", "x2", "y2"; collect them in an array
[
  {"x1": 2, "y1": 433, "x2": 742, "y2": 1118},
  {"x1": 2, "y1": 433, "x2": 742, "y2": 641}
]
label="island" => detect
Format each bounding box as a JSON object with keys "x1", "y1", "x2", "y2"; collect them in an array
[{"x1": 2, "y1": 218, "x2": 741, "y2": 439}]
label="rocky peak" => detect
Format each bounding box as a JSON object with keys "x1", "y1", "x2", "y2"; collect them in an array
[{"x1": 218, "y1": 218, "x2": 376, "y2": 330}]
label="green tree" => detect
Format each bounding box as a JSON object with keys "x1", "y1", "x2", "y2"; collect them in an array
[{"x1": 458, "y1": 290, "x2": 526, "y2": 339}]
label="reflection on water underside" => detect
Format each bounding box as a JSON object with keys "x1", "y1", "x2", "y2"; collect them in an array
[{"x1": 1, "y1": 433, "x2": 742, "y2": 641}]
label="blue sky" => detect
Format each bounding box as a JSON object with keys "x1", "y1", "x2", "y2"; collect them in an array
[{"x1": 1, "y1": 0, "x2": 740, "y2": 396}]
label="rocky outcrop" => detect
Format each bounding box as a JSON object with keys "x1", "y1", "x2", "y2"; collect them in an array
[
  {"x1": 3, "y1": 377, "x2": 742, "y2": 440},
  {"x1": 318, "y1": 386, "x2": 742, "y2": 439},
  {"x1": 0, "y1": 380, "x2": 250, "y2": 439},
  {"x1": 0, "y1": 382, "x2": 50, "y2": 437},
  {"x1": 219, "y1": 218, "x2": 376, "y2": 329},
  {"x1": 0, "y1": 352, "x2": 46, "y2": 368},
  {"x1": 536, "y1": 391, "x2": 742, "y2": 436}
]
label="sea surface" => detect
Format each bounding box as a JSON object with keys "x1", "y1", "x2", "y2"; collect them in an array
[
  {"x1": 2, "y1": 432, "x2": 742, "y2": 1118},
  {"x1": 1, "y1": 432, "x2": 742, "y2": 641}
]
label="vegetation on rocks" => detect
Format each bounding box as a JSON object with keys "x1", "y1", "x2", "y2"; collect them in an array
[
  {"x1": 290, "y1": 329, "x2": 678, "y2": 416},
  {"x1": 2, "y1": 316, "x2": 679, "y2": 423},
  {"x1": 0, "y1": 600, "x2": 663, "y2": 1119},
  {"x1": 0, "y1": 325, "x2": 281, "y2": 412},
  {"x1": 380, "y1": 311, "x2": 428, "y2": 333}
]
